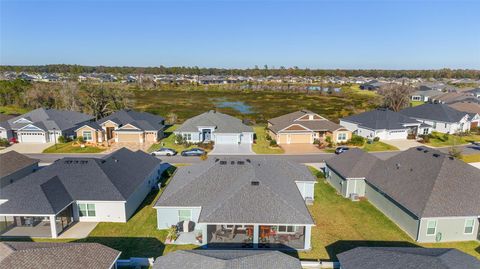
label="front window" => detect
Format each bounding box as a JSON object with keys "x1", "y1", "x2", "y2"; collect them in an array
[
  {"x1": 464, "y1": 219, "x2": 474, "y2": 234},
  {"x1": 178, "y1": 209, "x2": 192, "y2": 222},
  {"x1": 423, "y1": 128, "x2": 429, "y2": 135},
  {"x1": 78, "y1": 203, "x2": 96, "y2": 217},
  {"x1": 183, "y1": 134, "x2": 192, "y2": 140},
  {"x1": 83, "y1": 131, "x2": 92, "y2": 141},
  {"x1": 337, "y1": 133, "x2": 347, "y2": 141},
  {"x1": 426, "y1": 220, "x2": 437, "y2": 236}
]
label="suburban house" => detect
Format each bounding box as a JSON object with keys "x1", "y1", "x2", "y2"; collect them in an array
[
  {"x1": 340, "y1": 109, "x2": 431, "y2": 140},
  {"x1": 325, "y1": 147, "x2": 480, "y2": 243},
  {"x1": 337, "y1": 247, "x2": 480, "y2": 269},
  {"x1": 0, "y1": 151, "x2": 39, "y2": 188},
  {"x1": 399, "y1": 104, "x2": 472, "y2": 133},
  {"x1": 154, "y1": 158, "x2": 316, "y2": 250},
  {"x1": 267, "y1": 110, "x2": 351, "y2": 144},
  {"x1": 75, "y1": 109, "x2": 165, "y2": 144},
  {"x1": 152, "y1": 250, "x2": 302, "y2": 269},
  {"x1": 410, "y1": 89, "x2": 444, "y2": 102},
  {"x1": 174, "y1": 110, "x2": 254, "y2": 145},
  {"x1": 448, "y1": 101, "x2": 480, "y2": 129},
  {"x1": 0, "y1": 148, "x2": 165, "y2": 238},
  {"x1": 0, "y1": 108, "x2": 93, "y2": 143},
  {"x1": 0, "y1": 241, "x2": 120, "y2": 269}
]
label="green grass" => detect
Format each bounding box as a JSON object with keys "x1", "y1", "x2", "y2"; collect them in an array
[
  {"x1": 43, "y1": 142, "x2": 105, "y2": 153},
  {"x1": 461, "y1": 154, "x2": 480, "y2": 163},
  {"x1": 148, "y1": 125, "x2": 210, "y2": 153},
  {"x1": 0, "y1": 105, "x2": 29, "y2": 115},
  {"x1": 300, "y1": 167, "x2": 480, "y2": 260},
  {"x1": 426, "y1": 132, "x2": 480, "y2": 147},
  {"x1": 409, "y1": 101, "x2": 425, "y2": 107},
  {"x1": 252, "y1": 126, "x2": 284, "y2": 154},
  {"x1": 362, "y1": 141, "x2": 399, "y2": 152}
]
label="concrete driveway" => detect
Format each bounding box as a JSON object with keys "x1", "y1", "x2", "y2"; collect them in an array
[
  {"x1": 0, "y1": 142, "x2": 54, "y2": 154},
  {"x1": 279, "y1": 144, "x2": 322, "y2": 154},
  {"x1": 382, "y1": 139, "x2": 423, "y2": 151},
  {"x1": 210, "y1": 144, "x2": 254, "y2": 155}
]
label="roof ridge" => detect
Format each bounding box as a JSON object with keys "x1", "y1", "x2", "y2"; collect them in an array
[{"x1": 415, "y1": 154, "x2": 448, "y2": 217}]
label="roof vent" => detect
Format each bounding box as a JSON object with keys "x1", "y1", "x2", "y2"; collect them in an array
[
  {"x1": 433, "y1": 153, "x2": 440, "y2": 158},
  {"x1": 423, "y1": 150, "x2": 429, "y2": 153},
  {"x1": 251, "y1": 181, "x2": 260, "y2": 186},
  {"x1": 215, "y1": 158, "x2": 219, "y2": 162},
  {"x1": 231, "y1": 161, "x2": 235, "y2": 165},
  {"x1": 237, "y1": 161, "x2": 245, "y2": 165},
  {"x1": 219, "y1": 161, "x2": 227, "y2": 165},
  {"x1": 396, "y1": 163, "x2": 401, "y2": 169},
  {"x1": 246, "y1": 159, "x2": 251, "y2": 163},
  {"x1": 416, "y1": 147, "x2": 423, "y2": 151}
]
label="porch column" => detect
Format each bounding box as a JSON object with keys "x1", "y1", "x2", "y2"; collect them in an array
[
  {"x1": 253, "y1": 225, "x2": 259, "y2": 248},
  {"x1": 50, "y1": 215, "x2": 58, "y2": 238},
  {"x1": 201, "y1": 224, "x2": 208, "y2": 247},
  {"x1": 304, "y1": 226, "x2": 312, "y2": 250}
]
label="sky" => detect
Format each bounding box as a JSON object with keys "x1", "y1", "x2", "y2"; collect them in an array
[{"x1": 1, "y1": 0, "x2": 479, "y2": 69}]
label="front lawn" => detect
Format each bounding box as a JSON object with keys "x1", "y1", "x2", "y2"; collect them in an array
[
  {"x1": 252, "y1": 126, "x2": 284, "y2": 154},
  {"x1": 362, "y1": 141, "x2": 399, "y2": 152},
  {"x1": 43, "y1": 142, "x2": 105, "y2": 153},
  {"x1": 409, "y1": 101, "x2": 424, "y2": 107},
  {"x1": 300, "y1": 167, "x2": 480, "y2": 260},
  {"x1": 148, "y1": 125, "x2": 207, "y2": 153},
  {"x1": 426, "y1": 132, "x2": 480, "y2": 147}
]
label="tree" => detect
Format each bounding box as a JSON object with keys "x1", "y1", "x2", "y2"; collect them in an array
[
  {"x1": 377, "y1": 82, "x2": 414, "y2": 112},
  {"x1": 448, "y1": 147, "x2": 463, "y2": 159},
  {"x1": 166, "y1": 112, "x2": 178, "y2": 124},
  {"x1": 79, "y1": 85, "x2": 131, "y2": 120}
]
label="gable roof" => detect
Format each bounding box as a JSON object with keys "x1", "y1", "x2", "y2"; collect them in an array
[
  {"x1": 399, "y1": 104, "x2": 469, "y2": 123},
  {"x1": 0, "y1": 151, "x2": 39, "y2": 178},
  {"x1": 0, "y1": 148, "x2": 161, "y2": 215},
  {"x1": 4, "y1": 108, "x2": 93, "y2": 132},
  {"x1": 337, "y1": 247, "x2": 480, "y2": 269},
  {"x1": 175, "y1": 111, "x2": 253, "y2": 133},
  {"x1": 0, "y1": 242, "x2": 120, "y2": 269},
  {"x1": 97, "y1": 109, "x2": 165, "y2": 131},
  {"x1": 366, "y1": 147, "x2": 480, "y2": 218},
  {"x1": 268, "y1": 110, "x2": 344, "y2": 133},
  {"x1": 155, "y1": 158, "x2": 315, "y2": 225},
  {"x1": 325, "y1": 148, "x2": 380, "y2": 179},
  {"x1": 341, "y1": 109, "x2": 420, "y2": 130},
  {"x1": 152, "y1": 250, "x2": 302, "y2": 269}
]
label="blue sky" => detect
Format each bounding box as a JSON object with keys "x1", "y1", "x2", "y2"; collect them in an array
[{"x1": 1, "y1": 0, "x2": 479, "y2": 69}]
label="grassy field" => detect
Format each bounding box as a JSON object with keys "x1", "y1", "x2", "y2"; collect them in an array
[
  {"x1": 301, "y1": 167, "x2": 480, "y2": 260},
  {"x1": 133, "y1": 87, "x2": 380, "y2": 124},
  {"x1": 43, "y1": 142, "x2": 105, "y2": 153},
  {"x1": 461, "y1": 154, "x2": 480, "y2": 163},
  {"x1": 362, "y1": 141, "x2": 399, "y2": 152},
  {"x1": 426, "y1": 132, "x2": 480, "y2": 147},
  {"x1": 409, "y1": 101, "x2": 425, "y2": 107},
  {"x1": 0, "y1": 105, "x2": 29, "y2": 115},
  {"x1": 252, "y1": 126, "x2": 284, "y2": 154}
]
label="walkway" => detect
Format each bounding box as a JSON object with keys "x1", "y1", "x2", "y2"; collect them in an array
[{"x1": 59, "y1": 222, "x2": 98, "y2": 239}]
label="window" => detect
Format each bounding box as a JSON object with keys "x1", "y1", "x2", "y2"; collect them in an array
[
  {"x1": 83, "y1": 131, "x2": 92, "y2": 141},
  {"x1": 183, "y1": 134, "x2": 192, "y2": 140},
  {"x1": 337, "y1": 133, "x2": 347, "y2": 141},
  {"x1": 426, "y1": 220, "x2": 437, "y2": 236},
  {"x1": 78, "y1": 203, "x2": 96, "y2": 217},
  {"x1": 433, "y1": 122, "x2": 437, "y2": 128},
  {"x1": 277, "y1": 225, "x2": 297, "y2": 233},
  {"x1": 423, "y1": 128, "x2": 429, "y2": 135},
  {"x1": 178, "y1": 209, "x2": 192, "y2": 222},
  {"x1": 464, "y1": 219, "x2": 475, "y2": 234},
  {"x1": 444, "y1": 123, "x2": 447, "y2": 128}
]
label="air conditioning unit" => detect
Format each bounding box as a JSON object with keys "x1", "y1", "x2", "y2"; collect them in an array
[{"x1": 350, "y1": 193, "x2": 360, "y2": 202}]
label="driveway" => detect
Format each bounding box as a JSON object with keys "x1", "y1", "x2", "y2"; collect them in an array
[
  {"x1": 0, "y1": 142, "x2": 54, "y2": 154},
  {"x1": 382, "y1": 139, "x2": 423, "y2": 151},
  {"x1": 210, "y1": 144, "x2": 254, "y2": 155},
  {"x1": 279, "y1": 144, "x2": 323, "y2": 154}
]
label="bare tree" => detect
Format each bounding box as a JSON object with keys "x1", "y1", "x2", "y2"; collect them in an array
[
  {"x1": 166, "y1": 112, "x2": 178, "y2": 124},
  {"x1": 79, "y1": 85, "x2": 132, "y2": 120},
  {"x1": 377, "y1": 82, "x2": 414, "y2": 112}
]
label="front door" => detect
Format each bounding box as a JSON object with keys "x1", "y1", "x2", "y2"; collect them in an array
[
  {"x1": 106, "y1": 127, "x2": 114, "y2": 140},
  {"x1": 202, "y1": 129, "x2": 211, "y2": 141}
]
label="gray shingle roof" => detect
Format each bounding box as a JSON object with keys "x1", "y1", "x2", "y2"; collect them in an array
[
  {"x1": 0, "y1": 241, "x2": 120, "y2": 269},
  {"x1": 325, "y1": 148, "x2": 379, "y2": 179},
  {"x1": 4, "y1": 108, "x2": 93, "y2": 132},
  {"x1": 399, "y1": 103, "x2": 469, "y2": 123},
  {"x1": 268, "y1": 110, "x2": 344, "y2": 133},
  {"x1": 0, "y1": 148, "x2": 161, "y2": 215},
  {"x1": 0, "y1": 151, "x2": 39, "y2": 178},
  {"x1": 341, "y1": 109, "x2": 420, "y2": 130},
  {"x1": 175, "y1": 111, "x2": 253, "y2": 133},
  {"x1": 155, "y1": 158, "x2": 315, "y2": 225},
  {"x1": 152, "y1": 250, "x2": 302, "y2": 269},
  {"x1": 366, "y1": 147, "x2": 480, "y2": 218},
  {"x1": 337, "y1": 247, "x2": 480, "y2": 269},
  {"x1": 97, "y1": 109, "x2": 165, "y2": 131}
]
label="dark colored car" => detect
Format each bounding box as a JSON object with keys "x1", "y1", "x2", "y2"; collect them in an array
[
  {"x1": 181, "y1": 148, "x2": 206, "y2": 156},
  {"x1": 335, "y1": 146, "x2": 350, "y2": 154}
]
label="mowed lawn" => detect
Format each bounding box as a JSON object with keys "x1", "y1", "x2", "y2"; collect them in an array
[
  {"x1": 300, "y1": 167, "x2": 480, "y2": 260},
  {"x1": 252, "y1": 126, "x2": 284, "y2": 154},
  {"x1": 43, "y1": 142, "x2": 105, "y2": 153},
  {"x1": 426, "y1": 132, "x2": 480, "y2": 147},
  {"x1": 362, "y1": 141, "x2": 399, "y2": 152}
]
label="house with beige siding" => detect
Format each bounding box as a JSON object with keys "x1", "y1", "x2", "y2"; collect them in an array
[
  {"x1": 325, "y1": 147, "x2": 480, "y2": 243},
  {"x1": 268, "y1": 110, "x2": 351, "y2": 144},
  {"x1": 75, "y1": 109, "x2": 165, "y2": 144}
]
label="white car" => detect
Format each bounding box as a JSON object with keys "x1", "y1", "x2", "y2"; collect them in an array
[{"x1": 151, "y1": 148, "x2": 177, "y2": 156}]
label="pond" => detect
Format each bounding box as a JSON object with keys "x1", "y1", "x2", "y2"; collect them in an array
[{"x1": 215, "y1": 101, "x2": 253, "y2": 114}]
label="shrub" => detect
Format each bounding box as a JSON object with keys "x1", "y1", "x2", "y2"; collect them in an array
[
  {"x1": 373, "y1": 137, "x2": 380, "y2": 142},
  {"x1": 420, "y1": 134, "x2": 430, "y2": 143},
  {"x1": 0, "y1": 138, "x2": 9, "y2": 147},
  {"x1": 166, "y1": 226, "x2": 178, "y2": 242},
  {"x1": 76, "y1": 136, "x2": 85, "y2": 144},
  {"x1": 175, "y1": 134, "x2": 184, "y2": 144},
  {"x1": 349, "y1": 134, "x2": 365, "y2": 146},
  {"x1": 269, "y1": 139, "x2": 278, "y2": 147},
  {"x1": 448, "y1": 147, "x2": 463, "y2": 159},
  {"x1": 313, "y1": 138, "x2": 320, "y2": 145},
  {"x1": 58, "y1": 135, "x2": 67, "y2": 143}
]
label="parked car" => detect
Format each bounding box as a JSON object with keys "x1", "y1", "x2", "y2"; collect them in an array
[
  {"x1": 335, "y1": 146, "x2": 350, "y2": 154},
  {"x1": 151, "y1": 148, "x2": 177, "y2": 156},
  {"x1": 181, "y1": 148, "x2": 206, "y2": 156}
]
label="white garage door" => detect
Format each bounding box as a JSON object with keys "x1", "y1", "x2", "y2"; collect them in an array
[
  {"x1": 19, "y1": 132, "x2": 47, "y2": 143},
  {"x1": 215, "y1": 134, "x2": 239, "y2": 144}
]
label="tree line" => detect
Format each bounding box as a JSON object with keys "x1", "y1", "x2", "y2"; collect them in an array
[{"x1": 1, "y1": 64, "x2": 479, "y2": 79}]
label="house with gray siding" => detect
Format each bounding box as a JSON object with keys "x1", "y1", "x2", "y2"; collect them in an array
[
  {"x1": 174, "y1": 110, "x2": 254, "y2": 145},
  {"x1": 154, "y1": 158, "x2": 316, "y2": 250},
  {"x1": 325, "y1": 147, "x2": 480, "y2": 243},
  {"x1": 0, "y1": 148, "x2": 166, "y2": 238},
  {"x1": 0, "y1": 151, "x2": 39, "y2": 188}
]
